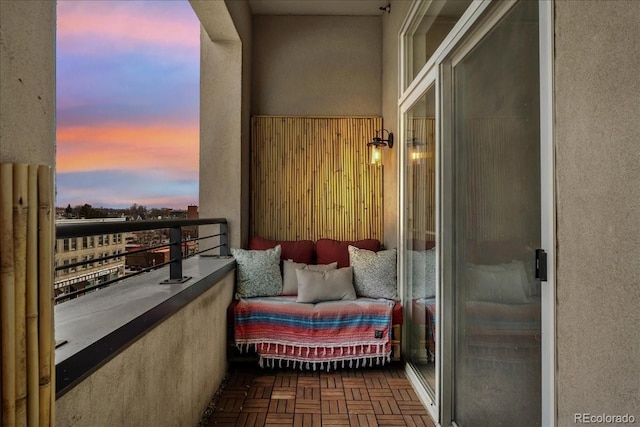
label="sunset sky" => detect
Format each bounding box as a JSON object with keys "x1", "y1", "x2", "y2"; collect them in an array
[{"x1": 56, "y1": 0, "x2": 200, "y2": 209}]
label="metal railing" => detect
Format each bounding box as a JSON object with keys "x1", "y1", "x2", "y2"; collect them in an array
[{"x1": 54, "y1": 218, "x2": 228, "y2": 303}]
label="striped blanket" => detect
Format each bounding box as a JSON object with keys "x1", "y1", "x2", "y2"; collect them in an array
[{"x1": 234, "y1": 296, "x2": 394, "y2": 370}]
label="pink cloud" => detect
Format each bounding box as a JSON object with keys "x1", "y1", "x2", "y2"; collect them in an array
[
  {"x1": 56, "y1": 122, "x2": 199, "y2": 180},
  {"x1": 57, "y1": 1, "x2": 200, "y2": 57}
]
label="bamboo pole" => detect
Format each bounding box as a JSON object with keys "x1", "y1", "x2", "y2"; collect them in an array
[
  {"x1": 49, "y1": 337, "x2": 55, "y2": 427},
  {"x1": 37, "y1": 166, "x2": 53, "y2": 427},
  {"x1": 26, "y1": 165, "x2": 39, "y2": 427},
  {"x1": 1, "y1": 163, "x2": 17, "y2": 427},
  {"x1": 13, "y1": 164, "x2": 28, "y2": 426}
]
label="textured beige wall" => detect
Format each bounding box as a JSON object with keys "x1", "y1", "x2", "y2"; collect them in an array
[
  {"x1": 226, "y1": 0, "x2": 253, "y2": 250},
  {"x1": 252, "y1": 15, "x2": 381, "y2": 116},
  {"x1": 555, "y1": 1, "x2": 640, "y2": 425},
  {"x1": 199, "y1": 36, "x2": 244, "y2": 250},
  {"x1": 381, "y1": 0, "x2": 412, "y2": 249},
  {"x1": 195, "y1": 0, "x2": 252, "y2": 249},
  {"x1": 56, "y1": 273, "x2": 235, "y2": 427},
  {"x1": 0, "y1": 0, "x2": 55, "y2": 167}
]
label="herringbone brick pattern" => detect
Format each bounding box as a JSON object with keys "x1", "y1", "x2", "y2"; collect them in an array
[{"x1": 205, "y1": 364, "x2": 435, "y2": 427}]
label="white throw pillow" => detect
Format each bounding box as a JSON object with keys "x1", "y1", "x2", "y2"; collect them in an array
[
  {"x1": 282, "y1": 260, "x2": 337, "y2": 295},
  {"x1": 466, "y1": 261, "x2": 529, "y2": 303},
  {"x1": 295, "y1": 267, "x2": 356, "y2": 303}
]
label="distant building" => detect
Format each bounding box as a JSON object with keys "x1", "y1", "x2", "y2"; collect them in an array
[
  {"x1": 125, "y1": 241, "x2": 197, "y2": 271},
  {"x1": 184, "y1": 205, "x2": 199, "y2": 244},
  {"x1": 54, "y1": 218, "x2": 127, "y2": 299},
  {"x1": 125, "y1": 246, "x2": 170, "y2": 271}
]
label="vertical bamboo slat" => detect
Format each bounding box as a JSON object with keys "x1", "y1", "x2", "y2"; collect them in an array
[
  {"x1": 13, "y1": 164, "x2": 28, "y2": 426},
  {"x1": 26, "y1": 165, "x2": 39, "y2": 427},
  {"x1": 1, "y1": 163, "x2": 17, "y2": 427},
  {"x1": 37, "y1": 166, "x2": 53, "y2": 427}
]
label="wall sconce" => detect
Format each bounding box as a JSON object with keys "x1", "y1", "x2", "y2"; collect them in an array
[
  {"x1": 367, "y1": 129, "x2": 394, "y2": 166},
  {"x1": 408, "y1": 134, "x2": 433, "y2": 163},
  {"x1": 408, "y1": 137, "x2": 424, "y2": 163}
]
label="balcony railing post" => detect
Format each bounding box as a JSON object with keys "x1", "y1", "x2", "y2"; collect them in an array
[
  {"x1": 219, "y1": 222, "x2": 228, "y2": 256},
  {"x1": 164, "y1": 226, "x2": 190, "y2": 283}
]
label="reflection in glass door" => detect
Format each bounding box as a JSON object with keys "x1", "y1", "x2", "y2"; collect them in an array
[
  {"x1": 404, "y1": 84, "x2": 437, "y2": 395},
  {"x1": 450, "y1": 1, "x2": 541, "y2": 425}
]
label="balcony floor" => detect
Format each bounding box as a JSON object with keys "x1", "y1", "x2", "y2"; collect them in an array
[{"x1": 202, "y1": 361, "x2": 436, "y2": 427}]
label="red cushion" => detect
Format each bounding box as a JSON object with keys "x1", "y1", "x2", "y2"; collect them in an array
[
  {"x1": 392, "y1": 301, "x2": 403, "y2": 325},
  {"x1": 315, "y1": 238, "x2": 381, "y2": 268},
  {"x1": 249, "y1": 236, "x2": 315, "y2": 264},
  {"x1": 411, "y1": 239, "x2": 436, "y2": 251}
]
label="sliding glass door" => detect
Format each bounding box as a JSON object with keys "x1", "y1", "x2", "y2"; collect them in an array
[
  {"x1": 448, "y1": 2, "x2": 542, "y2": 425},
  {"x1": 401, "y1": 1, "x2": 551, "y2": 424}
]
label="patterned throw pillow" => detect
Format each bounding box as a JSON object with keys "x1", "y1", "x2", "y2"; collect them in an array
[
  {"x1": 231, "y1": 245, "x2": 283, "y2": 298},
  {"x1": 348, "y1": 245, "x2": 397, "y2": 299},
  {"x1": 409, "y1": 249, "x2": 436, "y2": 299}
]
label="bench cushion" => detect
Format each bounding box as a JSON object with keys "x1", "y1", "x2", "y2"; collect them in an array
[
  {"x1": 316, "y1": 238, "x2": 381, "y2": 268},
  {"x1": 249, "y1": 236, "x2": 315, "y2": 264}
]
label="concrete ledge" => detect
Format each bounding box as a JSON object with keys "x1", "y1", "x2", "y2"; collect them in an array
[{"x1": 55, "y1": 256, "x2": 235, "y2": 398}]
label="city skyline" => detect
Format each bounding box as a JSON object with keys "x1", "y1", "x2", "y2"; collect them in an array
[{"x1": 56, "y1": 0, "x2": 200, "y2": 209}]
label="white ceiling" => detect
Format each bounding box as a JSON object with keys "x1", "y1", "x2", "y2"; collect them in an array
[{"x1": 247, "y1": 0, "x2": 392, "y2": 16}]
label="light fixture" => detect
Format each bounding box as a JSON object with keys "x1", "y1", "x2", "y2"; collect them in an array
[
  {"x1": 367, "y1": 129, "x2": 394, "y2": 166},
  {"x1": 408, "y1": 135, "x2": 424, "y2": 163},
  {"x1": 407, "y1": 132, "x2": 433, "y2": 163}
]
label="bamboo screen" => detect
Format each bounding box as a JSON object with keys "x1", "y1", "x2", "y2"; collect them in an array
[
  {"x1": 465, "y1": 117, "x2": 539, "y2": 243},
  {"x1": 407, "y1": 117, "x2": 436, "y2": 246},
  {"x1": 251, "y1": 116, "x2": 383, "y2": 242},
  {"x1": 0, "y1": 164, "x2": 55, "y2": 426}
]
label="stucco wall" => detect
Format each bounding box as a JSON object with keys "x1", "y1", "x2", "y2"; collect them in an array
[
  {"x1": 554, "y1": 1, "x2": 640, "y2": 425},
  {"x1": 382, "y1": 0, "x2": 412, "y2": 249},
  {"x1": 0, "y1": 0, "x2": 55, "y2": 167},
  {"x1": 194, "y1": 0, "x2": 252, "y2": 249},
  {"x1": 56, "y1": 273, "x2": 235, "y2": 426},
  {"x1": 252, "y1": 15, "x2": 381, "y2": 116}
]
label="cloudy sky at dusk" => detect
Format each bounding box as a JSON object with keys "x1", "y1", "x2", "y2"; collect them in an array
[{"x1": 56, "y1": 0, "x2": 200, "y2": 210}]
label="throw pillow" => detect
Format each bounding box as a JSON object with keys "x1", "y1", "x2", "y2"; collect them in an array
[
  {"x1": 316, "y1": 238, "x2": 381, "y2": 268},
  {"x1": 409, "y1": 248, "x2": 436, "y2": 299},
  {"x1": 295, "y1": 267, "x2": 357, "y2": 303},
  {"x1": 348, "y1": 245, "x2": 397, "y2": 299},
  {"x1": 231, "y1": 245, "x2": 283, "y2": 298},
  {"x1": 466, "y1": 261, "x2": 530, "y2": 303},
  {"x1": 282, "y1": 260, "x2": 338, "y2": 295}
]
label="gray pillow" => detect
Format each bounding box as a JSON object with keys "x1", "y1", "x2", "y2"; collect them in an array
[
  {"x1": 231, "y1": 245, "x2": 283, "y2": 298},
  {"x1": 295, "y1": 267, "x2": 357, "y2": 303},
  {"x1": 348, "y1": 245, "x2": 397, "y2": 299},
  {"x1": 466, "y1": 261, "x2": 529, "y2": 303},
  {"x1": 282, "y1": 260, "x2": 338, "y2": 295}
]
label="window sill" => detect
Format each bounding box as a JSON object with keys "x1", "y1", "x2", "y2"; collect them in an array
[{"x1": 54, "y1": 256, "x2": 236, "y2": 398}]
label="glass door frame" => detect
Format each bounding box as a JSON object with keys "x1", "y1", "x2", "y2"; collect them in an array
[
  {"x1": 399, "y1": 67, "x2": 440, "y2": 424},
  {"x1": 398, "y1": 1, "x2": 556, "y2": 425}
]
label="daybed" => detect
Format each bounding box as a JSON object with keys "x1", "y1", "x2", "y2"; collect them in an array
[
  {"x1": 408, "y1": 241, "x2": 541, "y2": 365},
  {"x1": 228, "y1": 237, "x2": 403, "y2": 370}
]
